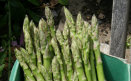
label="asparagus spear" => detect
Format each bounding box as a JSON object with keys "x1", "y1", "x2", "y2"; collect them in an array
[
  {"x1": 52, "y1": 56, "x2": 61, "y2": 81},
  {"x1": 23, "y1": 16, "x2": 36, "y2": 65},
  {"x1": 45, "y1": 6, "x2": 68, "y2": 81},
  {"x1": 63, "y1": 22, "x2": 74, "y2": 81},
  {"x1": 51, "y1": 38, "x2": 67, "y2": 81},
  {"x1": 15, "y1": 49, "x2": 36, "y2": 81},
  {"x1": 40, "y1": 65, "x2": 52, "y2": 81},
  {"x1": 25, "y1": 75, "x2": 29, "y2": 81},
  {"x1": 38, "y1": 18, "x2": 48, "y2": 55},
  {"x1": 64, "y1": 7, "x2": 76, "y2": 37},
  {"x1": 44, "y1": 6, "x2": 56, "y2": 67},
  {"x1": 20, "y1": 48, "x2": 45, "y2": 81},
  {"x1": 64, "y1": 8, "x2": 87, "y2": 81},
  {"x1": 43, "y1": 44, "x2": 52, "y2": 80},
  {"x1": 63, "y1": 22, "x2": 69, "y2": 40},
  {"x1": 45, "y1": 6, "x2": 67, "y2": 81},
  {"x1": 76, "y1": 13, "x2": 84, "y2": 39},
  {"x1": 38, "y1": 18, "x2": 53, "y2": 66},
  {"x1": 45, "y1": 6, "x2": 56, "y2": 38},
  {"x1": 90, "y1": 42, "x2": 97, "y2": 81},
  {"x1": 76, "y1": 13, "x2": 85, "y2": 52},
  {"x1": 88, "y1": 25, "x2": 97, "y2": 81},
  {"x1": 72, "y1": 71, "x2": 79, "y2": 81},
  {"x1": 64, "y1": 7, "x2": 76, "y2": 75},
  {"x1": 82, "y1": 21, "x2": 92, "y2": 81},
  {"x1": 29, "y1": 20, "x2": 35, "y2": 47},
  {"x1": 71, "y1": 38, "x2": 87, "y2": 81},
  {"x1": 91, "y1": 15, "x2": 105, "y2": 81},
  {"x1": 56, "y1": 29, "x2": 73, "y2": 81},
  {"x1": 34, "y1": 26, "x2": 42, "y2": 70}
]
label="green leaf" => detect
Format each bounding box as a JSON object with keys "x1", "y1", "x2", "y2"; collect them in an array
[
  {"x1": 0, "y1": 64, "x2": 5, "y2": 77},
  {"x1": 58, "y1": 0, "x2": 68, "y2": 5},
  {"x1": 0, "y1": 52, "x2": 6, "y2": 65},
  {"x1": 27, "y1": 0, "x2": 40, "y2": 6}
]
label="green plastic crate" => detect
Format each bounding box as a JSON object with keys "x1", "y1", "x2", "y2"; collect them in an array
[{"x1": 9, "y1": 53, "x2": 131, "y2": 81}]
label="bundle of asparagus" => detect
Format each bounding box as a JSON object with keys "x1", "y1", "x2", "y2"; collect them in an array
[{"x1": 15, "y1": 6, "x2": 106, "y2": 81}]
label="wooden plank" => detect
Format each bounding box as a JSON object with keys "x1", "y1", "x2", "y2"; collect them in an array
[{"x1": 110, "y1": 0, "x2": 130, "y2": 58}]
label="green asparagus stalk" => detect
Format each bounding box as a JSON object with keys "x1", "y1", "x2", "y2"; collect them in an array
[
  {"x1": 64, "y1": 7, "x2": 76, "y2": 76},
  {"x1": 45, "y1": 6, "x2": 56, "y2": 38},
  {"x1": 63, "y1": 22, "x2": 74, "y2": 81},
  {"x1": 32, "y1": 17, "x2": 53, "y2": 81},
  {"x1": 40, "y1": 65, "x2": 53, "y2": 81},
  {"x1": 76, "y1": 13, "x2": 84, "y2": 51},
  {"x1": 20, "y1": 48, "x2": 45, "y2": 81},
  {"x1": 64, "y1": 7, "x2": 76, "y2": 37},
  {"x1": 14, "y1": 49, "x2": 36, "y2": 81},
  {"x1": 38, "y1": 18, "x2": 48, "y2": 55},
  {"x1": 82, "y1": 21, "x2": 92, "y2": 81},
  {"x1": 64, "y1": 7, "x2": 88, "y2": 81},
  {"x1": 44, "y1": 6, "x2": 56, "y2": 66},
  {"x1": 43, "y1": 44, "x2": 52, "y2": 80},
  {"x1": 51, "y1": 38, "x2": 67, "y2": 81},
  {"x1": 34, "y1": 26, "x2": 42, "y2": 70},
  {"x1": 38, "y1": 18, "x2": 53, "y2": 66},
  {"x1": 29, "y1": 21, "x2": 37, "y2": 65},
  {"x1": 90, "y1": 42, "x2": 97, "y2": 81},
  {"x1": 76, "y1": 13, "x2": 84, "y2": 39},
  {"x1": 91, "y1": 15, "x2": 105, "y2": 81},
  {"x1": 45, "y1": 6, "x2": 68, "y2": 81},
  {"x1": 88, "y1": 24, "x2": 97, "y2": 81},
  {"x1": 72, "y1": 71, "x2": 79, "y2": 81},
  {"x1": 56, "y1": 30, "x2": 65, "y2": 46},
  {"x1": 63, "y1": 22, "x2": 69, "y2": 40},
  {"x1": 56, "y1": 29, "x2": 73, "y2": 81},
  {"x1": 29, "y1": 20, "x2": 35, "y2": 46},
  {"x1": 23, "y1": 15, "x2": 30, "y2": 51},
  {"x1": 64, "y1": 8, "x2": 80, "y2": 73},
  {"x1": 25, "y1": 75, "x2": 29, "y2": 81},
  {"x1": 23, "y1": 16, "x2": 36, "y2": 65},
  {"x1": 29, "y1": 63, "x2": 45, "y2": 81},
  {"x1": 71, "y1": 38, "x2": 87, "y2": 81},
  {"x1": 52, "y1": 56, "x2": 61, "y2": 81}
]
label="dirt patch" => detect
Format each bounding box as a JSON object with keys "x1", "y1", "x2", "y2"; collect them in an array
[{"x1": 99, "y1": 23, "x2": 111, "y2": 44}]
